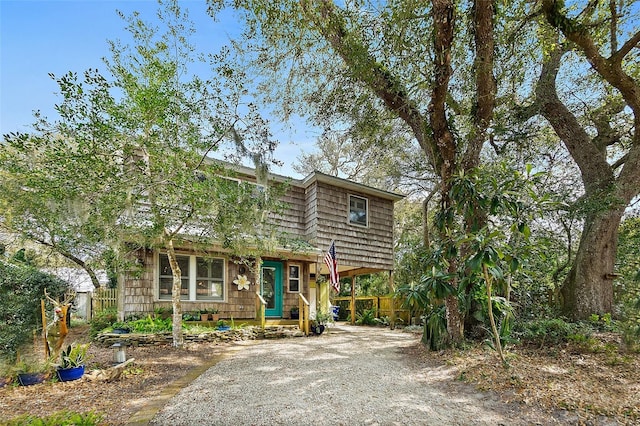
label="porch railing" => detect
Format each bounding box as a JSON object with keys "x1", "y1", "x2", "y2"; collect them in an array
[
  {"x1": 255, "y1": 291, "x2": 267, "y2": 329},
  {"x1": 331, "y1": 295, "x2": 410, "y2": 324},
  {"x1": 298, "y1": 294, "x2": 310, "y2": 336}
]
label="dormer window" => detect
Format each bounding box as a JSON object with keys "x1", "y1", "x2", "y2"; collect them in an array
[{"x1": 348, "y1": 195, "x2": 368, "y2": 227}]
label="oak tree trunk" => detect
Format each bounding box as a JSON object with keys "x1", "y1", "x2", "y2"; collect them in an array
[{"x1": 561, "y1": 208, "x2": 624, "y2": 318}]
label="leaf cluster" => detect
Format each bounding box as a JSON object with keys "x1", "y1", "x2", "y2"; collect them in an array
[{"x1": 0, "y1": 260, "x2": 69, "y2": 362}]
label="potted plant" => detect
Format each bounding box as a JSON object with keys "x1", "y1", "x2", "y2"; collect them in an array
[
  {"x1": 111, "y1": 321, "x2": 131, "y2": 334},
  {"x1": 216, "y1": 319, "x2": 230, "y2": 331},
  {"x1": 211, "y1": 308, "x2": 220, "y2": 322},
  {"x1": 311, "y1": 310, "x2": 333, "y2": 335},
  {"x1": 15, "y1": 359, "x2": 51, "y2": 386},
  {"x1": 200, "y1": 309, "x2": 211, "y2": 321},
  {"x1": 290, "y1": 306, "x2": 299, "y2": 320},
  {"x1": 56, "y1": 343, "x2": 89, "y2": 382}
]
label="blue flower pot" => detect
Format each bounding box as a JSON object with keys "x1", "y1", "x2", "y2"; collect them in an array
[
  {"x1": 17, "y1": 372, "x2": 46, "y2": 386},
  {"x1": 217, "y1": 325, "x2": 231, "y2": 331},
  {"x1": 57, "y1": 365, "x2": 85, "y2": 382}
]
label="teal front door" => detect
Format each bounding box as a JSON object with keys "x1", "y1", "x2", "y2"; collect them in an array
[{"x1": 261, "y1": 261, "x2": 283, "y2": 317}]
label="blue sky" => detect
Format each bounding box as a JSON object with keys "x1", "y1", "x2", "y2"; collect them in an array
[{"x1": 0, "y1": 0, "x2": 314, "y2": 178}]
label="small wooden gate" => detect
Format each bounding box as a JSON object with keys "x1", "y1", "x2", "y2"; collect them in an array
[{"x1": 91, "y1": 287, "x2": 118, "y2": 318}]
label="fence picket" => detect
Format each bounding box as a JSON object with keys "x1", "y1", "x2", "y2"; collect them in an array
[{"x1": 91, "y1": 287, "x2": 118, "y2": 318}]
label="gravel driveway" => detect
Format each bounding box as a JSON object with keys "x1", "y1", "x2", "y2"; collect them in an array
[{"x1": 149, "y1": 324, "x2": 564, "y2": 425}]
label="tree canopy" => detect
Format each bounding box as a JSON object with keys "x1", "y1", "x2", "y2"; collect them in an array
[{"x1": 1, "y1": 1, "x2": 283, "y2": 347}]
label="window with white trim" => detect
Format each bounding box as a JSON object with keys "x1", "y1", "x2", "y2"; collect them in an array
[
  {"x1": 348, "y1": 195, "x2": 368, "y2": 227},
  {"x1": 196, "y1": 257, "x2": 225, "y2": 300},
  {"x1": 288, "y1": 264, "x2": 301, "y2": 293},
  {"x1": 159, "y1": 254, "x2": 189, "y2": 300},
  {"x1": 158, "y1": 253, "x2": 225, "y2": 301}
]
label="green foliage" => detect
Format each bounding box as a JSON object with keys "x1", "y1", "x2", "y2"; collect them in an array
[
  {"x1": 88, "y1": 308, "x2": 118, "y2": 338},
  {"x1": 357, "y1": 273, "x2": 391, "y2": 296},
  {"x1": 2, "y1": 1, "x2": 284, "y2": 349},
  {"x1": 103, "y1": 315, "x2": 176, "y2": 334},
  {"x1": 58, "y1": 343, "x2": 90, "y2": 369},
  {"x1": 0, "y1": 260, "x2": 69, "y2": 362},
  {"x1": 4, "y1": 410, "x2": 103, "y2": 426},
  {"x1": 181, "y1": 312, "x2": 201, "y2": 322},
  {"x1": 355, "y1": 308, "x2": 377, "y2": 326},
  {"x1": 373, "y1": 315, "x2": 400, "y2": 327},
  {"x1": 422, "y1": 306, "x2": 448, "y2": 351},
  {"x1": 616, "y1": 216, "x2": 640, "y2": 335},
  {"x1": 513, "y1": 318, "x2": 592, "y2": 347},
  {"x1": 588, "y1": 313, "x2": 615, "y2": 332},
  {"x1": 314, "y1": 309, "x2": 333, "y2": 326},
  {"x1": 124, "y1": 316, "x2": 173, "y2": 333},
  {"x1": 14, "y1": 358, "x2": 53, "y2": 375},
  {"x1": 153, "y1": 306, "x2": 173, "y2": 319}
]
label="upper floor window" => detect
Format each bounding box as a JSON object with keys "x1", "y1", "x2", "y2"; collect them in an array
[
  {"x1": 348, "y1": 195, "x2": 368, "y2": 227},
  {"x1": 288, "y1": 264, "x2": 301, "y2": 293},
  {"x1": 158, "y1": 253, "x2": 226, "y2": 301}
]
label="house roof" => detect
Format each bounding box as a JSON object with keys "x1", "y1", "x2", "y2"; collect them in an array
[
  {"x1": 225, "y1": 161, "x2": 405, "y2": 202},
  {"x1": 299, "y1": 171, "x2": 405, "y2": 202}
]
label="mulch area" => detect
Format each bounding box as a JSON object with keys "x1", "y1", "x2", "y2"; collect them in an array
[
  {"x1": 408, "y1": 334, "x2": 640, "y2": 425},
  {"x1": 0, "y1": 326, "x2": 229, "y2": 425},
  {"x1": 1, "y1": 327, "x2": 638, "y2": 425}
]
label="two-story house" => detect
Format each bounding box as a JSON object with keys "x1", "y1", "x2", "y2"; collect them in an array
[{"x1": 119, "y1": 165, "x2": 404, "y2": 322}]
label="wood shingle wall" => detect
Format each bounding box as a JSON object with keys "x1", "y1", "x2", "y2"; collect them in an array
[{"x1": 310, "y1": 181, "x2": 395, "y2": 270}]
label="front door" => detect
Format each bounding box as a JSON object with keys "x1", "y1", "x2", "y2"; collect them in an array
[{"x1": 261, "y1": 261, "x2": 283, "y2": 318}]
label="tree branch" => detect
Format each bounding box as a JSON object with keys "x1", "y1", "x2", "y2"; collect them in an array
[
  {"x1": 32, "y1": 236, "x2": 101, "y2": 289},
  {"x1": 299, "y1": 0, "x2": 437, "y2": 170},
  {"x1": 611, "y1": 30, "x2": 640, "y2": 63},
  {"x1": 428, "y1": 0, "x2": 456, "y2": 181},
  {"x1": 534, "y1": 43, "x2": 614, "y2": 193},
  {"x1": 464, "y1": 0, "x2": 496, "y2": 170},
  {"x1": 541, "y1": 0, "x2": 640, "y2": 116}
]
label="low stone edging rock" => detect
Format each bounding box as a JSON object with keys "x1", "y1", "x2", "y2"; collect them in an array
[{"x1": 95, "y1": 326, "x2": 304, "y2": 346}]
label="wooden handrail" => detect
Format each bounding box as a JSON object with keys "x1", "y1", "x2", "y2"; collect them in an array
[
  {"x1": 298, "y1": 294, "x2": 310, "y2": 336},
  {"x1": 256, "y1": 292, "x2": 267, "y2": 330},
  {"x1": 331, "y1": 295, "x2": 410, "y2": 324}
]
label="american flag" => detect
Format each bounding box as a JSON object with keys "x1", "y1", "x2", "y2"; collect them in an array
[{"x1": 324, "y1": 241, "x2": 340, "y2": 293}]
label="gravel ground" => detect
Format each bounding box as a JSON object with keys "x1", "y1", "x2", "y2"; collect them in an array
[{"x1": 149, "y1": 324, "x2": 568, "y2": 426}]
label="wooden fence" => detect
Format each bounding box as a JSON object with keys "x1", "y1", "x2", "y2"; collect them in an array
[
  {"x1": 91, "y1": 287, "x2": 118, "y2": 318},
  {"x1": 331, "y1": 296, "x2": 410, "y2": 324}
]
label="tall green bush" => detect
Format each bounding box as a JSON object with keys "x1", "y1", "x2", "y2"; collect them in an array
[
  {"x1": 0, "y1": 260, "x2": 69, "y2": 361},
  {"x1": 88, "y1": 307, "x2": 118, "y2": 338}
]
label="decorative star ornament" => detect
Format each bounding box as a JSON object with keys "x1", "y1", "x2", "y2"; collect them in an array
[{"x1": 233, "y1": 274, "x2": 251, "y2": 290}]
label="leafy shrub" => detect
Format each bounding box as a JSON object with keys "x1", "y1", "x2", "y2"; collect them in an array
[
  {"x1": 355, "y1": 308, "x2": 377, "y2": 325},
  {"x1": 0, "y1": 260, "x2": 69, "y2": 361},
  {"x1": 88, "y1": 307, "x2": 118, "y2": 338},
  {"x1": 5, "y1": 410, "x2": 103, "y2": 425},
  {"x1": 422, "y1": 305, "x2": 448, "y2": 350},
  {"x1": 126, "y1": 315, "x2": 172, "y2": 333},
  {"x1": 513, "y1": 318, "x2": 592, "y2": 346},
  {"x1": 105, "y1": 315, "x2": 174, "y2": 334}
]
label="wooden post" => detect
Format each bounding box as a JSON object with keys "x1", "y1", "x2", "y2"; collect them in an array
[
  {"x1": 350, "y1": 276, "x2": 356, "y2": 325},
  {"x1": 41, "y1": 299, "x2": 49, "y2": 359},
  {"x1": 389, "y1": 270, "x2": 395, "y2": 330}
]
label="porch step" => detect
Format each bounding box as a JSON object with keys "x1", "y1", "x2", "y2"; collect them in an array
[{"x1": 239, "y1": 319, "x2": 300, "y2": 328}]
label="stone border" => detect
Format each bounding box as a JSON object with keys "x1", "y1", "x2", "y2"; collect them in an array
[{"x1": 95, "y1": 326, "x2": 305, "y2": 346}]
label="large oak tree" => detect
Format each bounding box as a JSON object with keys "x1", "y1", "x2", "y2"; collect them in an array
[
  {"x1": 522, "y1": 0, "x2": 640, "y2": 318},
  {"x1": 209, "y1": 0, "x2": 498, "y2": 343}
]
